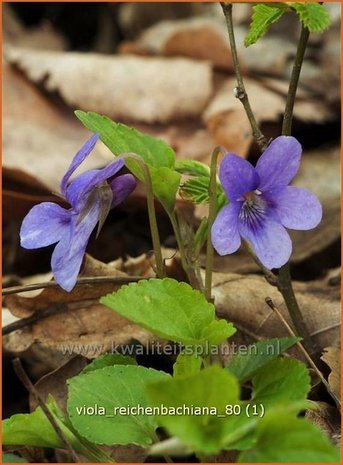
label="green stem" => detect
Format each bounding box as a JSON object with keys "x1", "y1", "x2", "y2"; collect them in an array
[
  {"x1": 280, "y1": 23, "x2": 314, "y2": 352},
  {"x1": 221, "y1": 2, "x2": 268, "y2": 151},
  {"x1": 204, "y1": 148, "x2": 221, "y2": 301},
  {"x1": 119, "y1": 153, "x2": 165, "y2": 279},
  {"x1": 282, "y1": 24, "x2": 310, "y2": 135},
  {"x1": 168, "y1": 211, "x2": 203, "y2": 291}
]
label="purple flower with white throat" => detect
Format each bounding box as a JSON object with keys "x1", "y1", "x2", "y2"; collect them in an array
[
  {"x1": 211, "y1": 136, "x2": 322, "y2": 269},
  {"x1": 20, "y1": 133, "x2": 136, "y2": 291}
]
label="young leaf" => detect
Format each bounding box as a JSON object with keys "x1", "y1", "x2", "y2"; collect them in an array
[
  {"x1": 75, "y1": 111, "x2": 180, "y2": 212},
  {"x1": 180, "y1": 177, "x2": 224, "y2": 205},
  {"x1": 226, "y1": 336, "x2": 300, "y2": 382},
  {"x1": 180, "y1": 176, "x2": 212, "y2": 204},
  {"x1": 245, "y1": 4, "x2": 288, "y2": 47},
  {"x1": 252, "y1": 357, "x2": 310, "y2": 407},
  {"x1": 290, "y1": 2, "x2": 331, "y2": 32},
  {"x1": 173, "y1": 352, "x2": 202, "y2": 377},
  {"x1": 82, "y1": 353, "x2": 137, "y2": 374},
  {"x1": 238, "y1": 410, "x2": 340, "y2": 463},
  {"x1": 146, "y1": 365, "x2": 244, "y2": 454},
  {"x1": 175, "y1": 159, "x2": 210, "y2": 177},
  {"x1": 67, "y1": 365, "x2": 169, "y2": 446},
  {"x1": 101, "y1": 278, "x2": 236, "y2": 347}
]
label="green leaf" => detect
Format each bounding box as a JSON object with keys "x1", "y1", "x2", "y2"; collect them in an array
[
  {"x1": 75, "y1": 111, "x2": 175, "y2": 169},
  {"x1": 175, "y1": 159, "x2": 210, "y2": 177},
  {"x1": 2, "y1": 454, "x2": 27, "y2": 463},
  {"x1": 290, "y1": 3, "x2": 331, "y2": 32},
  {"x1": 146, "y1": 365, "x2": 244, "y2": 454},
  {"x1": 101, "y1": 278, "x2": 236, "y2": 347},
  {"x1": 173, "y1": 352, "x2": 202, "y2": 377},
  {"x1": 239, "y1": 410, "x2": 340, "y2": 463},
  {"x1": 82, "y1": 354, "x2": 137, "y2": 374},
  {"x1": 245, "y1": 3, "x2": 287, "y2": 47},
  {"x1": 3, "y1": 406, "x2": 64, "y2": 448},
  {"x1": 150, "y1": 165, "x2": 181, "y2": 212},
  {"x1": 226, "y1": 336, "x2": 300, "y2": 382},
  {"x1": 67, "y1": 365, "x2": 169, "y2": 446},
  {"x1": 75, "y1": 111, "x2": 180, "y2": 212},
  {"x1": 252, "y1": 358, "x2": 310, "y2": 408}
]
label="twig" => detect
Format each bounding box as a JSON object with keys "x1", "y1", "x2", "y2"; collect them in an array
[
  {"x1": 220, "y1": 2, "x2": 268, "y2": 151},
  {"x1": 2, "y1": 276, "x2": 141, "y2": 296},
  {"x1": 3, "y1": 304, "x2": 67, "y2": 335},
  {"x1": 265, "y1": 298, "x2": 341, "y2": 410},
  {"x1": 205, "y1": 147, "x2": 223, "y2": 301},
  {"x1": 282, "y1": 24, "x2": 310, "y2": 135},
  {"x1": 12, "y1": 358, "x2": 80, "y2": 462}
]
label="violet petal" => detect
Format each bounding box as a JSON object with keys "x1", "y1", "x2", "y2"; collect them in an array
[
  {"x1": 60, "y1": 133, "x2": 100, "y2": 197},
  {"x1": 66, "y1": 159, "x2": 125, "y2": 210},
  {"x1": 211, "y1": 202, "x2": 242, "y2": 255},
  {"x1": 109, "y1": 174, "x2": 137, "y2": 208},
  {"x1": 51, "y1": 198, "x2": 102, "y2": 291},
  {"x1": 239, "y1": 215, "x2": 292, "y2": 269},
  {"x1": 256, "y1": 136, "x2": 302, "y2": 192},
  {"x1": 273, "y1": 186, "x2": 322, "y2": 230},
  {"x1": 219, "y1": 154, "x2": 260, "y2": 201},
  {"x1": 20, "y1": 202, "x2": 71, "y2": 249}
]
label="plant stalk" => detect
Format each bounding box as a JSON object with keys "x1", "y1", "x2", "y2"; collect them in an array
[
  {"x1": 221, "y1": 2, "x2": 268, "y2": 151},
  {"x1": 282, "y1": 24, "x2": 310, "y2": 135},
  {"x1": 204, "y1": 148, "x2": 221, "y2": 301},
  {"x1": 279, "y1": 22, "x2": 314, "y2": 351},
  {"x1": 120, "y1": 153, "x2": 165, "y2": 278}
]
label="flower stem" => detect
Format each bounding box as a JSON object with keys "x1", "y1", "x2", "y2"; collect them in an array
[
  {"x1": 277, "y1": 264, "x2": 314, "y2": 350},
  {"x1": 282, "y1": 24, "x2": 310, "y2": 135},
  {"x1": 204, "y1": 147, "x2": 222, "y2": 302},
  {"x1": 220, "y1": 2, "x2": 268, "y2": 151},
  {"x1": 119, "y1": 153, "x2": 165, "y2": 279},
  {"x1": 280, "y1": 23, "x2": 314, "y2": 352}
]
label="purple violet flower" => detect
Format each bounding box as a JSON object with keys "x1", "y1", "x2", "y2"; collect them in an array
[
  {"x1": 211, "y1": 136, "x2": 322, "y2": 269},
  {"x1": 20, "y1": 134, "x2": 136, "y2": 291}
]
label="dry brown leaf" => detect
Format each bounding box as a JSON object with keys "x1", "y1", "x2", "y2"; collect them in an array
[
  {"x1": 211, "y1": 272, "x2": 340, "y2": 353},
  {"x1": 3, "y1": 62, "x2": 114, "y2": 201},
  {"x1": 3, "y1": 4, "x2": 66, "y2": 51},
  {"x1": 124, "y1": 17, "x2": 234, "y2": 71},
  {"x1": 206, "y1": 109, "x2": 252, "y2": 157},
  {"x1": 204, "y1": 77, "x2": 332, "y2": 152},
  {"x1": 121, "y1": 17, "x2": 295, "y2": 76},
  {"x1": 321, "y1": 347, "x2": 341, "y2": 402},
  {"x1": 30, "y1": 356, "x2": 87, "y2": 413},
  {"x1": 6, "y1": 46, "x2": 213, "y2": 124},
  {"x1": 3, "y1": 255, "x2": 128, "y2": 319},
  {"x1": 3, "y1": 254, "x2": 157, "y2": 360},
  {"x1": 305, "y1": 402, "x2": 341, "y2": 446}
]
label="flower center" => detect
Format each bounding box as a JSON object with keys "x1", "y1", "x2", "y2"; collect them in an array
[{"x1": 239, "y1": 190, "x2": 266, "y2": 227}]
